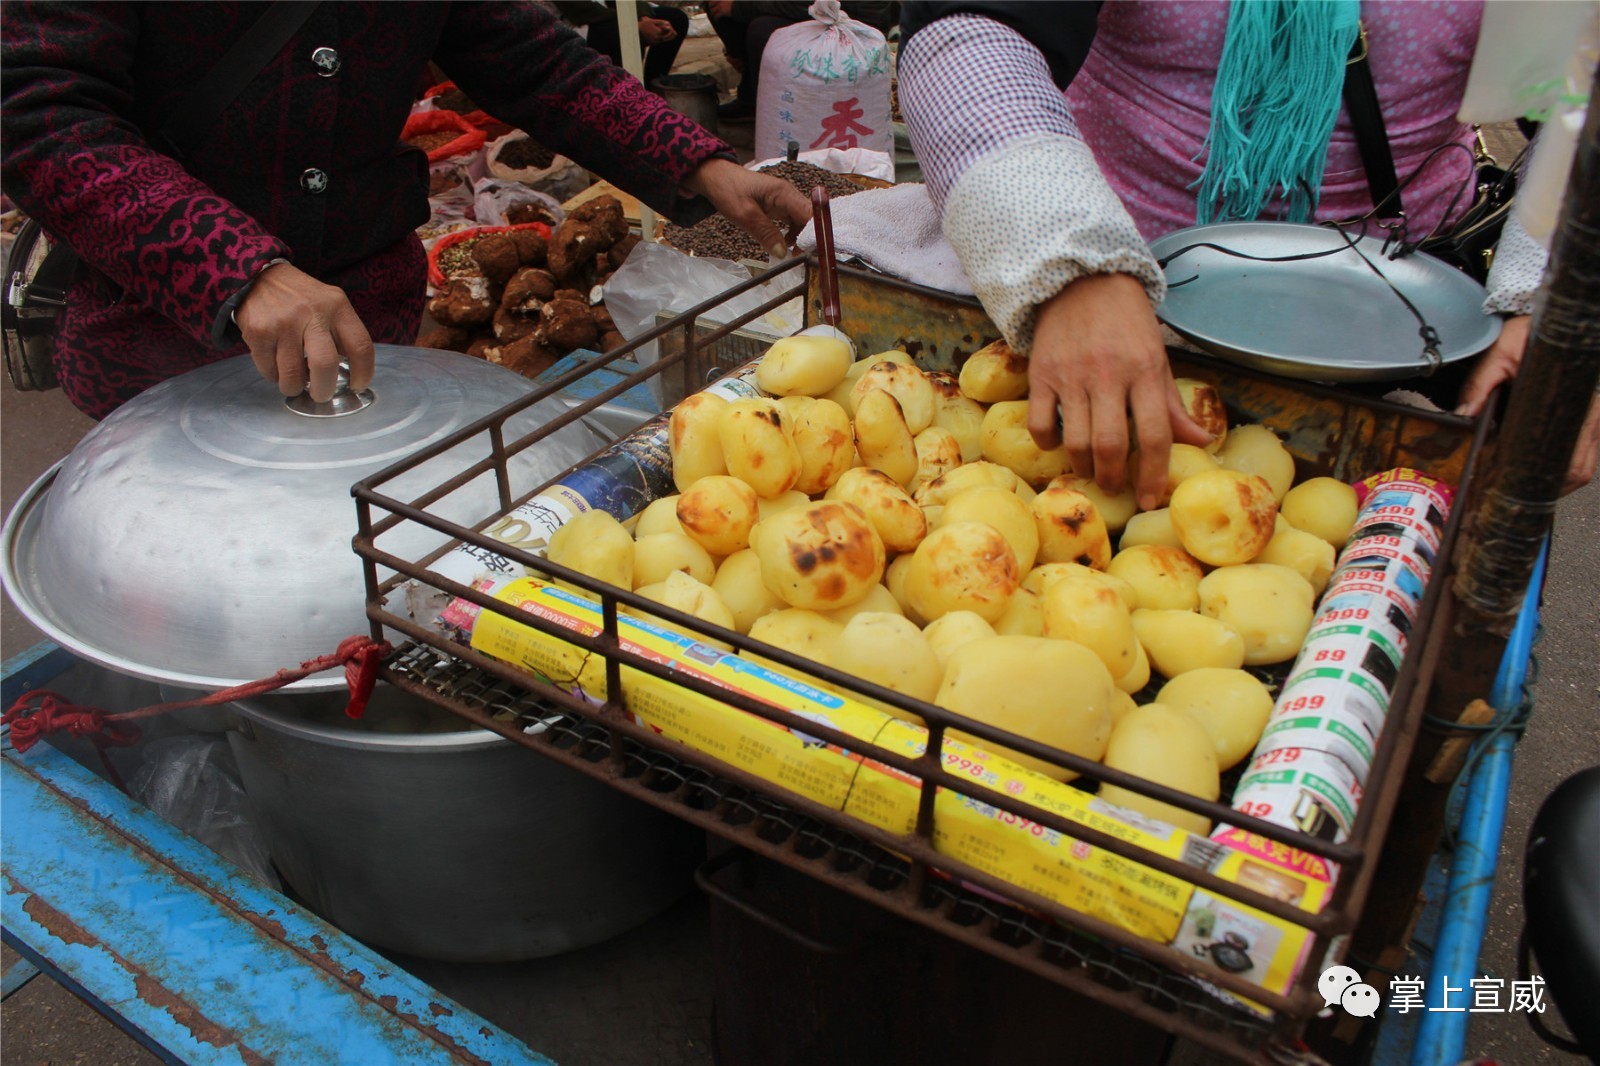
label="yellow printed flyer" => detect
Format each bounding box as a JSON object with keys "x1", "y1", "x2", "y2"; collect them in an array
[{"x1": 470, "y1": 577, "x2": 1329, "y2": 997}]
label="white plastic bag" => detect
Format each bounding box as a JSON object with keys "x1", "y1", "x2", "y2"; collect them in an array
[
  {"x1": 754, "y1": 0, "x2": 894, "y2": 172},
  {"x1": 470, "y1": 179, "x2": 565, "y2": 229},
  {"x1": 485, "y1": 132, "x2": 591, "y2": 203}
]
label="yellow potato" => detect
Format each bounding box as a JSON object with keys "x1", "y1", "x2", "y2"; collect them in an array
[
  {"x1": 829, "y1": 612, "x2": 942, "y2": 716},
  {"x1": 1174, "y1": 377, "x2": 1229, "y2": 454},
  {"x1": 776, "y1": 394, "x2": 814, "y2": 422},
  {"x1": 1040, "y1": 574, "x2": 1139, "y2": 679},
  {"x1": 1048, "y1": 475, "x2": 1138, "y2": 534},
  {"x1": 825, "y1": 467, "x2": 928, "y2": 554},
  {"x1": 1130, "y1": 608, "x2": 1246, "y2": 677},
  {"x1": 1251, "y1": 524, "x2": 1336, "y2": 595},
  {"x1": 747, "y1": 608, "x2": 842, "y2": 674},
  {"x1": 1161, "y1": 443, "x2": 1221, "y2": 504},
  {"x1": 1115, "y1": 637, "x2": 1151, "y2": 695},
  {"x1": 925, "y1": 371, "x2": 987, "y2": 462},
  {"x1": 825, "y1": 350, "x2": 916, "y2": 413},
  {"x1": 1169, "y1": 468, "x2": 1278, "y2": 566},
  {"x1": 633, "y1": 494, "x2": 686, "y2": 538},
  {"x1": 993, "y1": 586, "x2": 1044, "y2": 636},
  {"x1": 942, "y1": 485, "x2": 1039, "y2": 572},
  {"x1": 713, "y1": 549, "x2": 786, "y2": 634},
  {"x1": 754, "y1": 501, "x2": 886, "y2": 611},
  {"x1": 1105, "y1": 544, "x2": 1205, "y2": 612},
  {"x1": 632, "y1": 570, "x2": 736, "y2": 638},
  {"x1": 913, "y1": 460, "x2": 1022, "y2": 506},
  {"x1": 1110, "y1": 689, "x2": 1139, "y2": 725},
  {"x1": 1157, "y1": 668, "x2": 1274, "y2": 771},
  {"x1": 1119, "y1": 507, "x2": 1184, "y2": 551},
  {"x1": 754, "y1": 334, "x2": 853, "y2": 397},
  {"x1": 757, "y1": 489, "x2": 813, "y2": 521},
  {"x1": 1197, "y1": 564, "x2": 1314, "y2": 666},
  {"x1": 1216, "y1": 423, "x2": 1296, "y2": 502},
  {"x1": 676, "y1": 474, "x2": 760, "y2": 557},
  {"x1": 981, "y1": 400, "x2": 1071, "y2": 486},
  {"x1": 883, "y1": 553, "x2": 925, "y2": 626},
  {"x1": 957, "y1": 338, "x2": 1029, "y2": 403},
  {"x1": 546, "y1": 510, "x2": 635, "y2": 591},
  {"x1": 1096, "y1": 703, "x2": 1220, "y2": 835},
  {"x1": 1022, "y1": 562, "x2": 1138, "y2": 611},
  {"x1": 790, "y1": 397, "x2": 856, "y2": 496},
  {"x1": 719, "y1": 397, "x2": 802, "y2": 499},
  {"x1": 936, "y1": 635, "x2": 1115, "y2": 782},
  {"x1": 921, "y1": 610, "x2": 997, "y2": 670},
  {"x1": 903, "y1": 520, "x2": 1020, "y2": 624},
  {"x1": 1280, "y1": 476, "x2": 1359, "y2": 548},
  {"x1": 853, "y1": 388, "x2": 919, "y2": 488},
  {"x1": 911, "y1": 426, "x2": 964, "y2": 494},
  {"x1": 633, "y1": 531, "x2": 717, "y2": 588},
  {"x1": 850, "y1": 361, "x2": 935, "y2": 434},
  {"x1": 668, "y1": 392, "x2": 729, "y2": 492},
  {"x1": 819, "y1": 582, "x2": 906, "y2": 630},
  {"x1": 1031, "y1": 486, "x2": 1112, "y2": 569}
]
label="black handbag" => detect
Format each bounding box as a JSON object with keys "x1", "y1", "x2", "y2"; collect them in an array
[
  {"x1": 1341, "y1": 23, "x2": 1522, "y2": 284},
  {"x1": 1, "y1": 1, "x2": 320, "y2": 391}
]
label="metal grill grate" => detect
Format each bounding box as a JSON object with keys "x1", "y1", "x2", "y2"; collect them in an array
[{"x1": 386, "y1": 641, "x2": 1278, "y2": 1055}]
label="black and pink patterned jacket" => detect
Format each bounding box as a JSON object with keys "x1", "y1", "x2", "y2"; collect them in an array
[{"x1": 2, "y1": 1, "x2": 733, "y2": 418}]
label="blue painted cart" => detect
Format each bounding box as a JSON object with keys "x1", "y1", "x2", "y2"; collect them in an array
[{"x1": 1, "y1": 644, "x2": 553, "y2": 1066}]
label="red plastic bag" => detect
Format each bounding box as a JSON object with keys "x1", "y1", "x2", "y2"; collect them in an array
[
  {"x1": 401, "y1": 109, "x2": 486, "y2": 164},
  {"x1": 427, "y1": 222, "x2": 553, "y2": 290}
]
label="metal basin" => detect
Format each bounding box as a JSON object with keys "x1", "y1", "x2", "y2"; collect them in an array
[{"x1": 225, "y1": 683, "x2": 703, "y2": 961}]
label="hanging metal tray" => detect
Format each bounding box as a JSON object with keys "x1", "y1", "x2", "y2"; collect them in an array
[{"x1": 1149, "y1": 221, "x2": 1500, "y2": 383}]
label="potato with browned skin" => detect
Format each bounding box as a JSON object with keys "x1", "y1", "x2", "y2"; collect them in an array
[{"x1": 753, "y1": 501, "x2": 886, "y2": 611}]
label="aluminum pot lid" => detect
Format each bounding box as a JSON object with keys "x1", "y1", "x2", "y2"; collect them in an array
[{"x1": 2, "y1": 346, "x2": 608, "y2": 692}]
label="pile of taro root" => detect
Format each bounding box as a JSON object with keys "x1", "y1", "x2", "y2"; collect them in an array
[{"x1": 418, "y1": 194, "x2": 637, "y2": 379}]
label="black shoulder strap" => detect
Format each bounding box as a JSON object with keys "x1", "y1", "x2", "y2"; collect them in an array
[
  {"x1": 1341, "y1": 22, "x2": 1404, "y2": 219},
  {"x1": 158, "y1": 1, "x2": 322, "y2": 156}
]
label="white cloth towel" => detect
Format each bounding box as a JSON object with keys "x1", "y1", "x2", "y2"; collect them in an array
[{"x1": 795, "y1": 183, "x2": 976, "y2": 296}]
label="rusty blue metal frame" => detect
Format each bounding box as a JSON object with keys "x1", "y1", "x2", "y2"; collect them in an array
[{"x1": 1, "y1": 644, "x2": 553, "y2": 1066}]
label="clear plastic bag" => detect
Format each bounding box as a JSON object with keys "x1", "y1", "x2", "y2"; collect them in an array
[
  {"x1": 602, "y1": 241, "x2": 804, "y2": 402},
  {"x1": 129, "y1": 735, "x2": 282, "y2": 891}
]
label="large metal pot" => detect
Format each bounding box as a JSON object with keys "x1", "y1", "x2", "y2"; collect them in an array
[
  {"x1": 225, "y1": 683, "x2": 702, "y2": 962},
  {"x1": 2, "y1": 346, "x2": 703, "y2": 960}
]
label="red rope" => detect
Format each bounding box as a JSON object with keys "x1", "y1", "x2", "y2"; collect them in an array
[{"x1": 2, "y1": 636, "x2": 391, "y2": 781}]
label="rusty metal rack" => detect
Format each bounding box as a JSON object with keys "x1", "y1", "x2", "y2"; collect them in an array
[{"x1": 353, "y1": 257, "x2": 1487, "y2": 1064}]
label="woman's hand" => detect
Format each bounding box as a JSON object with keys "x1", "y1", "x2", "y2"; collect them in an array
[
  {"x1": 1455, "y1": 314, "x2": 1529, "y2": 418},
  {"x1": 1027, "y1": 273, "x2": 1210, "y2": 512},
  {"x1": 234, "y1": 261, "x2": 375, "y2": 402},
  {"x1": 639, "y1": 16, "x2": 676, "y2": 45},
  {"x1": 682, "y1": 157, "x2": 812, "y2": 261},
  {"x1": 1457, "y1": 314, "x2": 1598, "y2": 494}
]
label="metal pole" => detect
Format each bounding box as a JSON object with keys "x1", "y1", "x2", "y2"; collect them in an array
[
  {"x1": 1410, "y1": 541, "x2": 1546, "y2": 1066},
  {"x1": 614, "y1": 0, "x2": 659, "y2": 244}
]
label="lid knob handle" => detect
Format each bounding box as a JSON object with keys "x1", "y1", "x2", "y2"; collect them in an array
[{"x1": 284, "y1": 361, "x2": 375, "y2": 417}]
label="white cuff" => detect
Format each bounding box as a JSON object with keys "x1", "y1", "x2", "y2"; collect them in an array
[{"x1": 942, "y1": 134, "x2": 1165, "y2": 353}]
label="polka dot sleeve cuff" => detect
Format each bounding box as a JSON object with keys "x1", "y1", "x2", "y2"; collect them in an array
[
  {"x1": 1482, "y1": 211, "x2": 1546, "y2": 317},
  {"x1": 942, "y1": 133, "x2": 1167, "y2": 354}
]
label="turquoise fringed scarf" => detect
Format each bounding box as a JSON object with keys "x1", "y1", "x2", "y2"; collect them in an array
[{"x1": 1193, "y1": 0, "x2": 1362, "y2": 225}]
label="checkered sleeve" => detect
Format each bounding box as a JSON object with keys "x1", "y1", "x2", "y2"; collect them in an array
[{"x1": 898, "y1": 14, "x2": 1163, "y2": 353}]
